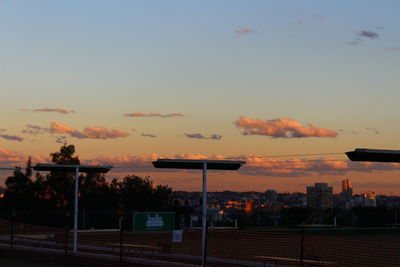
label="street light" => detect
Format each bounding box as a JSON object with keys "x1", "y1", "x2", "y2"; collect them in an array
[
  {"x1": 346, "y1": 148, "x2": 400, "y2": 163},
  {"x1": 33, "y1": 163, "x2": 112, "y2": 252},
  {"x1": 152, "y1": 159, "x2": 245, "y2": 267}
]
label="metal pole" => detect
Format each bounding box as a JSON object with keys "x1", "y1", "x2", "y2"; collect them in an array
[
  {"x1": 201, "y1": 162, "x2": 207, "y2": 267},
  {"x1": 73, "y1": 167, "x2": 79, "y2": 252}
]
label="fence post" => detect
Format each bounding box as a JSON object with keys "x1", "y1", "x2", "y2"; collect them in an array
[
  {"x1": 10, "y1": 210, "x2": 15, "y2": 249},
  {"x1": 300, "y1": 227, "x2": 305, "y2": 267},
  {"x1": 119, "y1": 212, "x2": 124, "y2": 266},
  {"x1": 65, "y1": 212, "x2": 70, "y2": 256}
]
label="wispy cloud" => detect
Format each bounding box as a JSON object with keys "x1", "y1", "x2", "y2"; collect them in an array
[
  {"x1": 348, "y1": 29, "x2": 380, "y2": 45},
  {"x1": 82, "y1": 127, "x2": 130, "y2": 139},
  {"x1": 234, "y1": 28, "x2": 254, "y2": 35},
  {"x1": 142, "y1": 133, "x2": 156, "y2": 138},
  {"x1": 184, "y1": 133, "x2": 223, "y2": 140},
  {"x1": 384, "y1": 47, "x2": 400, "y2": 51},
  {"x1": 22, "y1": 108, "x2": 75, "y2": 114},
  {"x1": 366, "y1": 128, "x2": 380, "y2": 135},
  {"x1": 55, "y1": 136, "x2": 68, "y2": 144},
  {"x1": 124, "y1": 112, "x2": 185, "y2": 118},
  {"x1": 357, "y1": 30, "x2": 379, "y2": 39},
  {"x1": 0, "y1": 134, "x2": 24, "y2": 142},
  {"x1": 210, "y1": 134, "x2": 222, "y2": 140},
  {"x1": 296, "y1": 20, "x2": 304, "y2": 25},
  {"x1": 235, "y1": 116, "x2": 337, "y2": 138},
  {"x1": 338, "y1": 129, "x2": 358, "y2": 135},
  {"x1": 312, "y1": 14, "x2": 324, "y2": 19},
  {"x1": 22, "y1": 125, "x2": 50, "y2": 136},
  {"x1": 50, "y1": 122, "x2": 130, "y2": 140}
]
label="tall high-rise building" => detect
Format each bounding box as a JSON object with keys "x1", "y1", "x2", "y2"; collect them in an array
[
  {"x1": 306, "y1": 183, "x2": 333, "y2": 209},
  {"x1": 341, "y1": 179, "x2": 353, "y2": 200}
]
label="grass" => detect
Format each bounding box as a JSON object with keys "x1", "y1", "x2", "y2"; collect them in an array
[{"x1": 0, "y1": 257, "x2": 67, "y2": 267}]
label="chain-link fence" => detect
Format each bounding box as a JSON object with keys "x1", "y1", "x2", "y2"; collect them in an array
[{"x1": 1, "y1": 212, "x2": 400, "y2": 267}]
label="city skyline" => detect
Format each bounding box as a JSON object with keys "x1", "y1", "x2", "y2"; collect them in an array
[{"x1": 1, "y1": 1, "x2": 400, "y2": 194}]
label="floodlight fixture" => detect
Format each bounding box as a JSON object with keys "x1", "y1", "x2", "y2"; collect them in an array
[
  {"x1": 33, "y1": 163, "x2": 112, "y2": 252},
  {"x1": 152, "y1": 158, "x2": 245, "y2": 267},
  {"x1": 346, "y1": 148, "x2": 400, "y2": 163}
]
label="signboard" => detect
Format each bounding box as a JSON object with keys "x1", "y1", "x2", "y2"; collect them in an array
[
  {"x1": 172, "y1": 230, "x2": 183, "y2": 242},
  {"x1": 133, "y1": 212, "x2": 175, "y2": 231}
]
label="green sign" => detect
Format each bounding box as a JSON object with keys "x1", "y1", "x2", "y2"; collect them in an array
[{"x1": 133, "y1": 212, "x2": 175, "y2": 231}]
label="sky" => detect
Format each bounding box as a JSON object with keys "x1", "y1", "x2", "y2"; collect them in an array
[{"x1": 1, "y1": 0, "x2": 400, "y2": 194}]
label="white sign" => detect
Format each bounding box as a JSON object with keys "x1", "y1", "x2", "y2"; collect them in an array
[
  {"x1": 172, "y1": 230, "x2": 183, "y2": 242},
  {"x1": 146, "y1": 214, "x2": 164, "y2": 228}
]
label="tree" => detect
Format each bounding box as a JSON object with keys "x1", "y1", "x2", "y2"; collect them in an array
[
  {"x1": 43, "y1": 144, "x2": 80, "y2": 208},
  {"x1": 4, "y1": 159, "x2": 34, "y2": 210},
  {"x1": 119, "y1": 175, "x2": 172, "y2": 211}
]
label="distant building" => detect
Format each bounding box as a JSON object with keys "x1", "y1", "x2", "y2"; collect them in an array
[
  {"x1": 306, "y1": 183, "x2": 333, "y2": 209},
  {"x1": 341, "y1": 179, "x2": 353, "y2": 200},
  {"x1": 362, "y1": 191, "x2": 376, "y2": 207},
  {"x1": 0, "y1": 186, "x2": 4, "y2": 199},
  {"x1": 265, "y1": 189, "x2": 278, "y2": 203},
  {"x1": 244, "y1": 200, "x2": 255, "y2": 214}
]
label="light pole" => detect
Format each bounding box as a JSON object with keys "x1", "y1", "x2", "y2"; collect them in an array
[
  {"x1": 152, "y1": 159, "x2": 245, "y2": 267},
  {"x1": 33, "y1": 164, "x2": 112, "y2": 252}
]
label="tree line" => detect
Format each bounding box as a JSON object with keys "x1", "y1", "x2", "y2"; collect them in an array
[{"x1": 0, "y1": 144, "x2": 176, "y2": 227}]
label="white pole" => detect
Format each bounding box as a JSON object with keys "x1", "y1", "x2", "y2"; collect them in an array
[
  {"x1": 73, "y1": 167, "x2": 79, "y2": 252},
  {"x1": 201, "y1": 162, "x2": 207, "y2": 267}
]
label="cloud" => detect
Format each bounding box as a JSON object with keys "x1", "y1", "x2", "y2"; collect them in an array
[
  {"x1": 22, "y1": 125, "x2": 50, "y2": 136},
  {"x1": 124, "y1": 112, "x2": 185, "y2": 118},
  {"x1": 235, "y1": 116, "x2": 337, "y2": 138},
  {"x1": 234, "y1": 28, "x2": 254, "y2": 35},
  {"x1": 296, "y1": 20, "x2": 304, "y2": 25},
  {"x1": 50, "y1": 122, "x2": 85, "y2": 138},
  {"x1": 312, "y1": 14, "x2": 324, "y2": 19},
  {"x1": 337, "y1": 129, "x2": 358, "y2": 135},
  {"x1": 210, "y1": 134, "x2": 222, "y2": 140},
  {"x1": 81, "y1": 127, "x2": 130, "y2": 139},
  {"x1": 22, "y1": 108, "x2": 75, "y2": 114},
  {"x1": 50, "y1": 122, "x2": 130, "y2": 140},
  {"x1": 357, "y1": 30, "x2": 379, "y2": 39},
  {"x1": 184, "y1": 133, "x2": 223, "y2": 140},
  {"x1": 384, "y1": 47, "x2": 400, "y2": 51},
  {"x1": 366, "y1": 128, "x2": 380, "y2": 134},
  {"x1": 184, "y1": 133, "x2": 207, "y2": 140},
  {"x1": 55, "y1": 136, "x2": 68, "y2": 144},
  {"x1": 348, "y1": 30, "x2": 380, "y2": 45},
  {"x1": 2, "y1": 147, "x2": 400, "y2": 179},
  {"x1": 84, "y1": 153, "x2": 400, "y2": 177},
  {"x1": 142, "y1": 133, "x2": 156, "y2": 138},
  {"x1": 0, "y1": 134, "x2": 24, "y2": 142},
  {"x1": 0, "y1": 147, "x2": 48, "y2": 166}
]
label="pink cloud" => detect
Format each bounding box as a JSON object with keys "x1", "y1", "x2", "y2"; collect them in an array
[
  {"x1": 23, "y1": 108, "x2": 75, "y2": 114},
  {"x1": 2, "y1": 148, "x2": 400, "y2": 180},
  {"x1": 50, "y1": 122, "x2": 129, "y2": 140},
  {"x1": 234, "y1": 28, "x2": 254, "y2": 35},
  {"x1": 0, "y1": 147, "x2": 48, "y2": 166},
  {"x1": 235, "y1": 116, "x2": 338, "y2": 138},
  {"x1": 124, "y1": 112, "x2": 185, "y2": 118}
]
